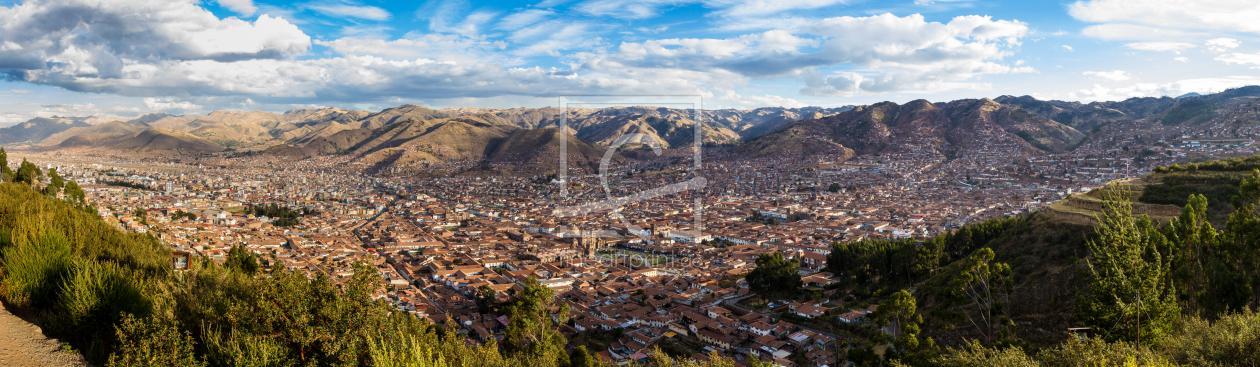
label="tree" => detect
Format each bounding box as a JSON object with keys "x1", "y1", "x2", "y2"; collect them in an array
[
  {"x1": 225, "y1": 245, "x2": 259, "y2": 275},
  {"x1": 14, "y1": 158, "x2": 41, "y2": 185},
  {"x1": 502, "y1": 277, "x2": 570, "y2": 365},
  {"x1": 48, "y1": 168, "x2": 64, "y2": 192},
  {"x1": 0, "y1": 147, "x2": 10, "y2": 182},
  {"x1": 873, "y1": 290, "x2": 923, "y2": 350},
  {"x1": 570, "y1": 345, "x2": 594, "y2": 367},
  {"x1": 1077, "y1": 185, "x2": 1180, "y2": 346},
  {"x1": 828, "y1": 183, "x2": 842, "y2": 193},
  {"x1": 64, "y1": 181, "x2": 85, "y2": 203},
  {"x1": 948, "y1": 247, "x2": 1015, "y2": 345},
  {"x1": 476, "y1": 285, "x2": 497, "y2": 313},
  {"x1": 745, "y1": 251, "x2": 802, "y2": 299}
]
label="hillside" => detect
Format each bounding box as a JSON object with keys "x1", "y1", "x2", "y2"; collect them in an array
[
  {"x1": 38, "y1": 120, "x2": 150, "y2": 146},
  {"x1": 742, "y1": 98, "x2": 1085, "y2": 159},
  {"x1": 107, "y1": 129, "x2": 224, "y2": 153},
  {"x1": 0, "y1": 117, "x2": 92, "y2": 145}
]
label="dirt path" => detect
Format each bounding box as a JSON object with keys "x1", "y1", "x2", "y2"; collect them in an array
[{"x1": 0, "y1": 303, "x2": 90, "y2": 367}]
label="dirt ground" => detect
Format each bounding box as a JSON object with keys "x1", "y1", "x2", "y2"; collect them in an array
[{"x1": 0, "y1": 303, "x2": 90, "y2": 367}]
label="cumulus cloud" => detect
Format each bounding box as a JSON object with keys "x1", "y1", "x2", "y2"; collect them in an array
[
  {"x1": 1069, "y1": 0, "x2": 1260, "y2": 38},
  {"x1": 1061, "y1": 45, "x2": 1074, "y2": 52},
  {"x1": 1083, "y1": 70, "x2": 1131, "y2": 81},
  {"x1": 1069, "y1": 75, "x2": 1260, "y2": 101},
  {"x1": 1174, "y1": 57, "x2": 1188, "y2": 62},
  {"x1": 0, "y1": 0, "x2": 310, "y2": 70},
  {"x1": 1205, "y1": 38, "x2": 1241, "y2": 52},
  {"x1": 579, "y1": 14, "x2": 1030, "y2": 97},
  {"x1": 0, "y1": 0, "x2": 1031, "y2": 108}
]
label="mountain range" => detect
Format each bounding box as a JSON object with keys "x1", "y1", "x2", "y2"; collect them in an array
[{"x1": 3, "y1": 86, "x2": 1259, "y2": 175}]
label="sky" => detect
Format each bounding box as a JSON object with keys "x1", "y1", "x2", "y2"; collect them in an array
[{"x1": 1, "y1": 0, "x2": 1259, "y2": 125}]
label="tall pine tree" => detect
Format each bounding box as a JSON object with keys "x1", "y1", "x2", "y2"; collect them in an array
[{"x1": 1078, "y1": 185, "x2": 1179, "y2": 346}]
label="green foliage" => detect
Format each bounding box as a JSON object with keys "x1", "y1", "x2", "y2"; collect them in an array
[
  {"x1": 1155, "y1": 309, "x2": 1260, "y2": 366},
  {"x1": 107, "y1": 314, "x2": 206, "y2": 367},
  {"x1": 0, "y1": 232, "x2": 73, "y2": 309},
  {"x1": 98, "y1": 179, "x2": 153, "y2": 191},
  {"x1": 828, "y1": 183, "x2": 843, "y2": 193},
  {"x1": 64, "y1": 181, "x2": 85, "y2": 203},
  {"x1": 1077, "y1": 185, "x2": 1180, "y2": 346},
  {"x1": 0, "y1": 147, "x2": 10, "y2": 181},
  {"x1": 874, "y1": 290, "x2": 923, "y2": 350},
  {"x1": 829, "y1": 217, "x2": 1021, "y2": 286},
  {"x1": 503, "y1": 277, "x2": 570, "y2": 364},
  {"x1": 14, "y1": 158, "x2": 41, "y2": 185},
  {"x1": 745, "y1": 251, "x2": 802, "y2": 299},
  {"x1": 1156, "y1": 154, "x2": 1260, "y2": 173},
  {"x1": 476, "y1": 284, "x2": 497, "y2": 313},
  {"x1": 935, "y1": 339, "x2": 1038, "y2": 367},
  {"x1": 947, "y1": 248, "x2": 1015, "y2": 344},
  {"x1": 244, "y1": 203, "x2": 318, "y2": 227},
  {"x1": 48, "y1": 167, "x2": 64, "y2": 189},
  {"x1": 170, "y1": 210, "x2": 199, "y2": 221},
  {"x1": 938, "y1": 337, "x2": 1173, "y2": 367},
  {"x1": 224, "y1": 244, "x2": 259, "y2": 275}
]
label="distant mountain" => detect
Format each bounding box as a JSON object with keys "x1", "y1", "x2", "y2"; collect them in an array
[
  {"x1": 743, "y1": 98, "x2": 1086, "y2": 159},
  {"x1": 0, "y1": 117, "x2": 93, "y2": 144},
  {"x1": 60, "y1": 128, "x2": 224, "y2": 153},
  {"x1": 39, "y1": 120, "x2": 151, "y2": 146},
  {"x1": 441, "y1": 105, "x2": 855, "y2": 142}
]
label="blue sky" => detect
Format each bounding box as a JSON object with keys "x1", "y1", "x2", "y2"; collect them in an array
[{"x1": 1, "y1": 0, "x2": 1259, "y2": 125}]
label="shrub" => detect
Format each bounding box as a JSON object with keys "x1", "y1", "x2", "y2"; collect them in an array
[
  {"x1": 1155, "y1": 310, "x2": 1260, "y2": 366},
  {"x1": 0, "y1": 232, "x2": 73, "y2": 308}
]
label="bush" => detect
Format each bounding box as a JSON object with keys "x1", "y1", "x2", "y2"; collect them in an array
[
  {"x1": 0, "y1": 232, "x2": 73, "y2": 308},
  {"x1": 1156, "y1": 310, "x2": 1260, "y2": 366},
  {"x1": 107, "y1": 314, "x2": 205, "y2": 367}
]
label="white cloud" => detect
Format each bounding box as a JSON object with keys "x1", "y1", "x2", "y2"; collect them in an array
[
  {"x1": 315, "y1": 33, "x2": 511, "y2": 63},
  {"x1": 143, "y1": 98, "x2": 202, "y2": 112},
  {"x1": 1061, "y1": 45, "x2": 1074, "y2": 52},
  {"x1": 217, "y1": 0, "x2": 257, "y2": 16},
  {"x1": 1, "y1": 89, "x2": 32, "y2": 95},
  {"x1": 1079, "y1": 24, "x2": 1190, "y2": 41},
  {"x1": 496, "y1": 9, "x2": 554, "y2": 30},
  {"x1": 1083, "y1": 70, "x2": 1131, "y2": 81},
  {"x1": 0, "y1": 0, "x2": 310, "y2": 69},
  {"x1": 1069, "y1": 0, "x2": 1260, "y2": 37},
  {"x1": 1174, "y1": 57, "x2": 1188, "y2": 62},
  {"x1": 576, "y1": 14, "x2": 1029, "y2": 97},
  {"x1": 1216, "y1": 52, "x2": 1260, "y2": 68},
  {"x1": 309, "y1": 3, "x2": 391, "y2": 21},
  {"x1": 1125, "y1": 42, "x2": 1196, "y2": 52},
  {"x1": 1205, "y1": 38, "x2": 1241, "y2": 52},
  {"x1": 714, "y1": 89, "x2": 807, "y2": 108},
  {"x1": 1069, "y1": 75, "x2": 1260, "y2": 101}
]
